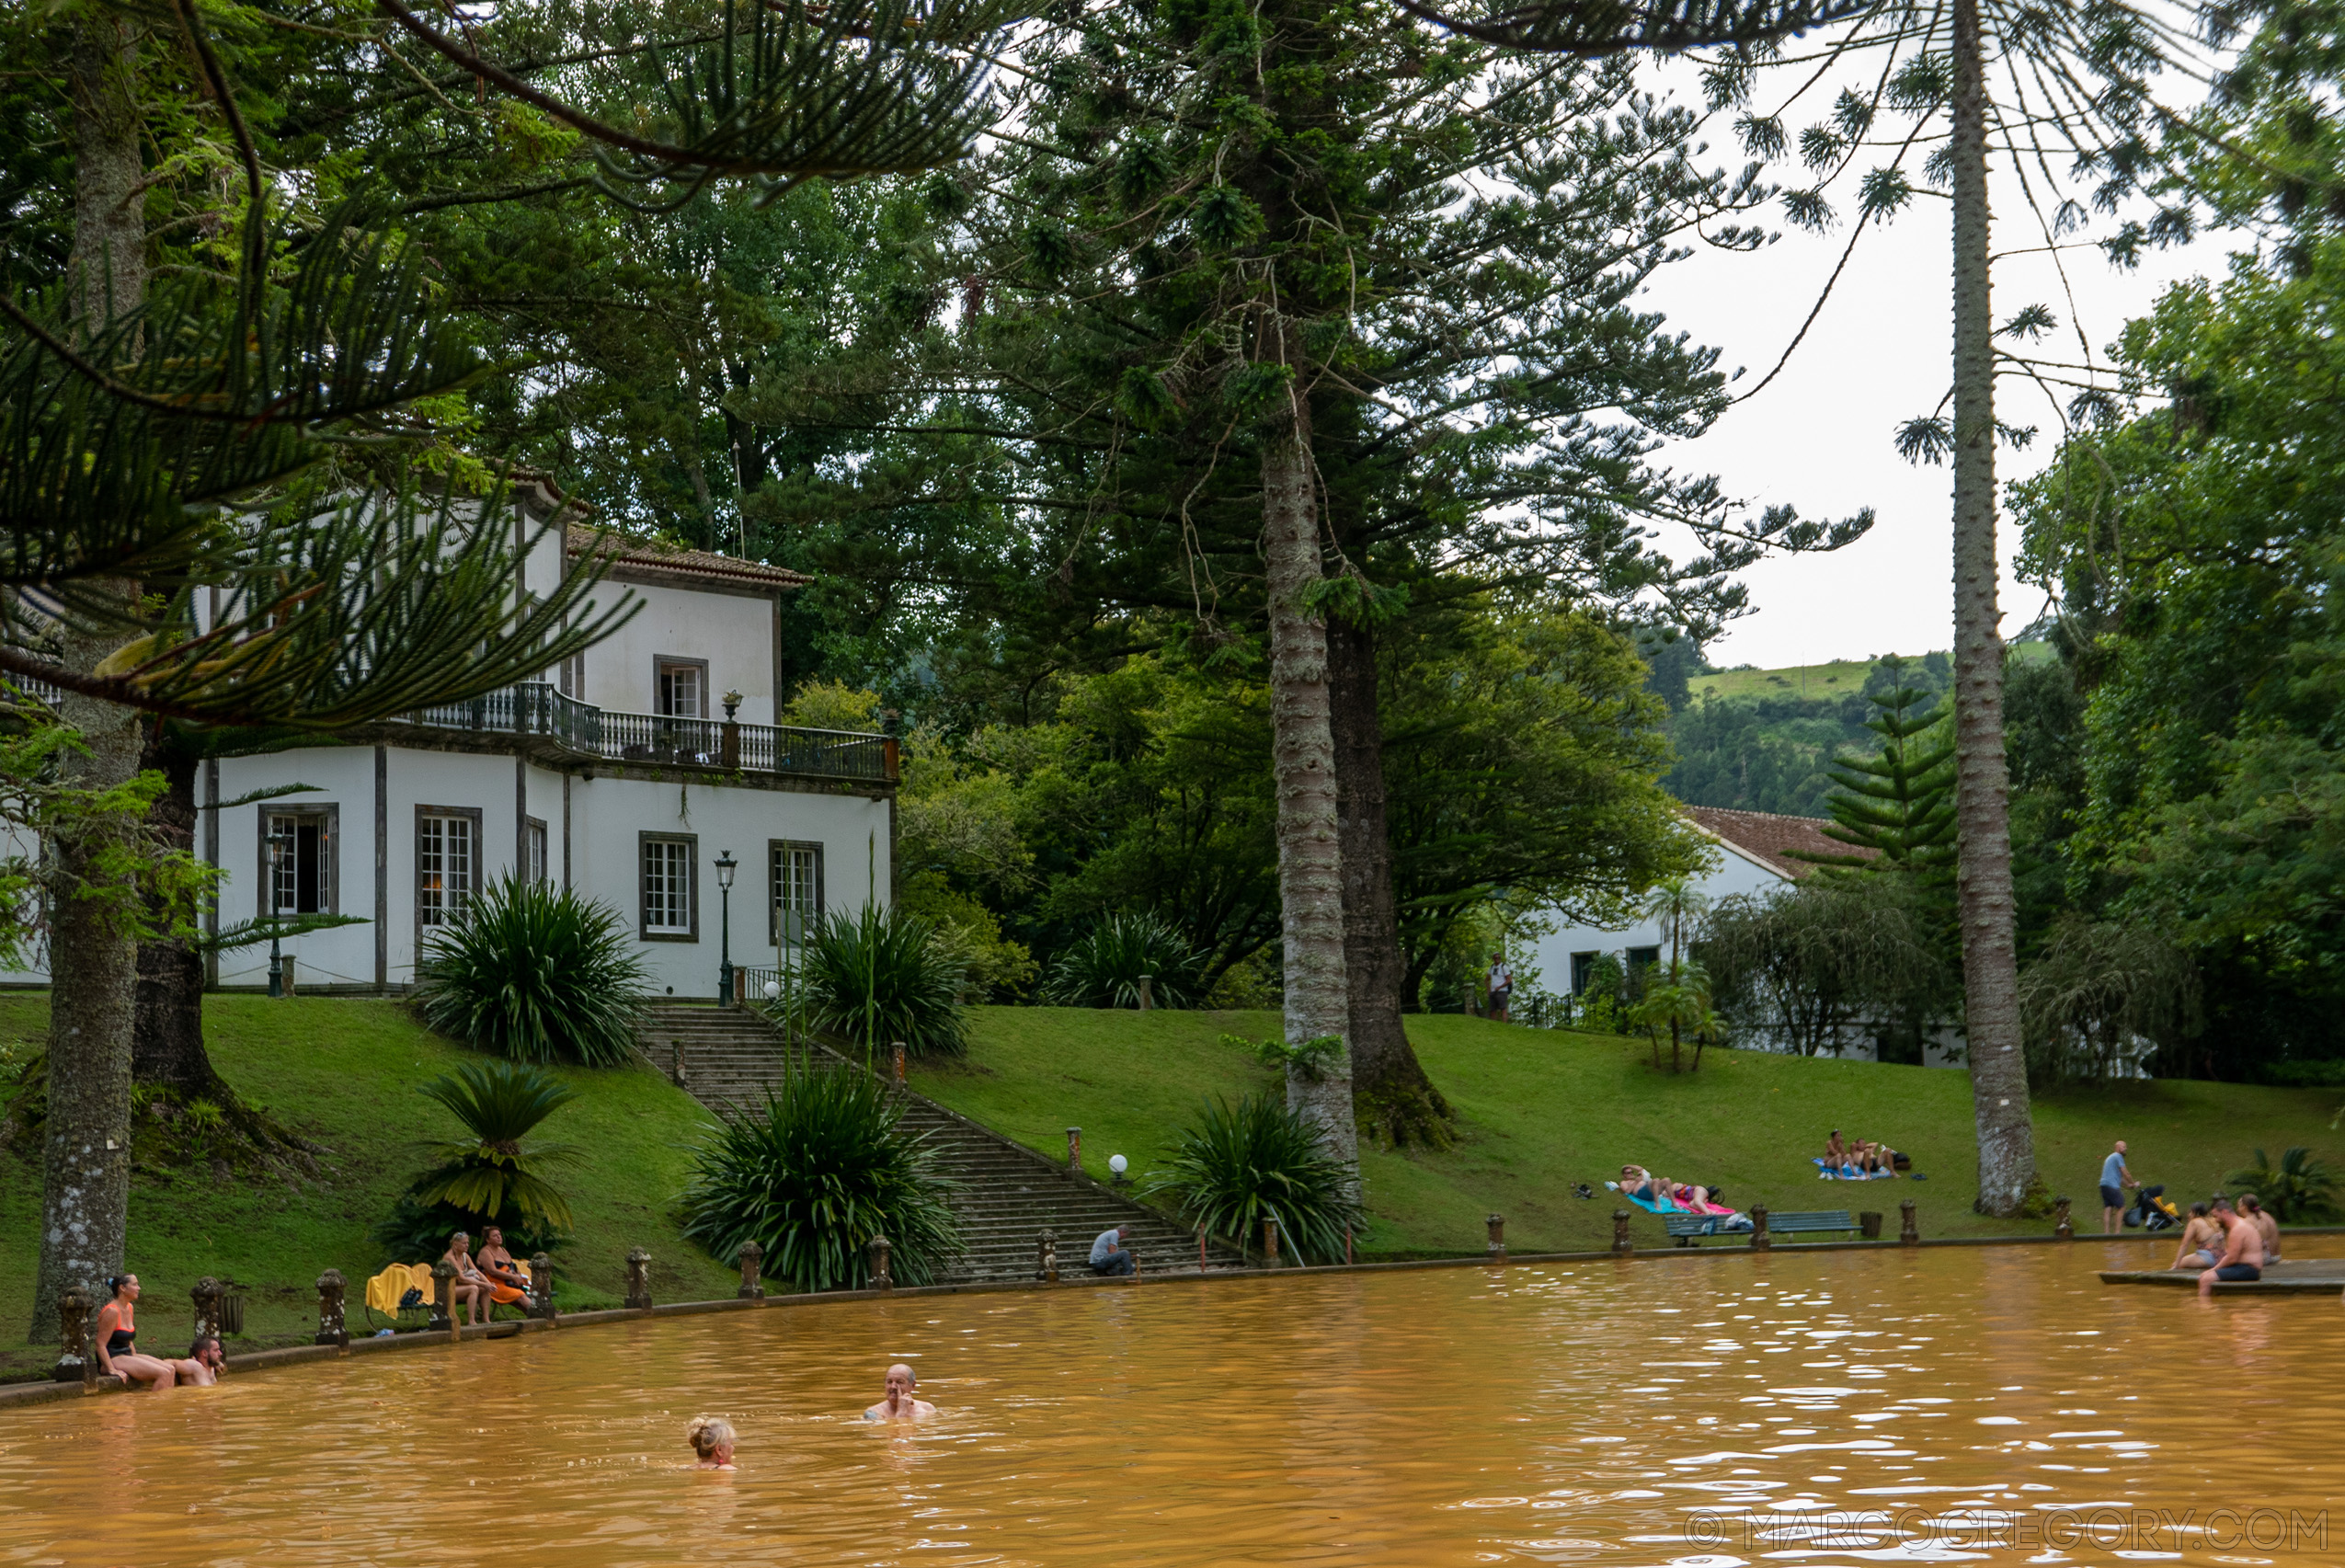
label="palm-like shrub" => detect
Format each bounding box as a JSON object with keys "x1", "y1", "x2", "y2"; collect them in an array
[
  {"x1": 414, "y1": 876, "x2": 648, "y2": 1066},
  {"x1": 1042, "y1": 911, "x2": 1204, "y2": 1008},
  {"x1": 2226, "y1": 1146, "x2": 2339, "y2": 1221},
  {"x1": 680, "y1": 1066, "x2": 960, "y2": 1290},
  {"x1": 801, "y1": 903, "x2": 970, "y2": 1059},
  {"x1": 1143, "y1": 1093, "x2": 1366, "y2": 1264},
  {"x1": 369, "y1": 1059, "x2": 580, "y2": 1260}
]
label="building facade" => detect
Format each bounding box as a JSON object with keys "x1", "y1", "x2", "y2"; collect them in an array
[{"x1": 7, "y1": 476, "x2": 895, "y2": 998}]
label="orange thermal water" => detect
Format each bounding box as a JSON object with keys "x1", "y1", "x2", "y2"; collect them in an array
[{"x1": 0, "y1": 1242, "x2": 2335, "y2": 1567}]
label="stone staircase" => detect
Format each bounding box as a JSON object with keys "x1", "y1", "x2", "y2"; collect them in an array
[{"x1": 636, "y1": 1002, "x2": 1241, "y2": 1283}]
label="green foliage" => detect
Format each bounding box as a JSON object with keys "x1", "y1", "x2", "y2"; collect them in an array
[
  {"x1": 1795, "y1": 684, "x2": 1956, "y2": 876},
  {"x1": 801, "y1": 903, "x2": 971, "y2": 1058},
  {"x1": 679, "y1": 1065, "x2": 960, "y2": 1291},
  {"x1": 412, "y1": 876, "x2": 648, "y2": 1068},
  {"x1": 1142, "y1": 1093, "x2": 1366, "y2": 1265},
  {"x1": 2225, "y1": 1147, "x2": 2339, "y2": 1222},
  {"x1": 1044, "y1": 912, "x2": 1205, "y2": 1008},
  {"x1": 2019, "y1": 915, "x2": 2201, "y2": 1084},
  {"x1": 369, "y1": 1058, "x2": 582, "y2": 1259},
  {"x1": 1627, "y1": 957, "x2": 1721, "y2": 1073},
  {"x1": 1700, "y1": 876, "x2": 1954, "y2": 1059},
  {"x1": 1222, "y1": 1033, "x2": 1344, "y2": 1081}
]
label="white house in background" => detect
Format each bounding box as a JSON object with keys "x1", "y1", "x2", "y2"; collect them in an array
[
  {"x1": 4, "y1": 474, "x2": 895, "y2": 999},
  {"x1": 1527, "y1": 806, "x2": 1957, "y2": 1066}
]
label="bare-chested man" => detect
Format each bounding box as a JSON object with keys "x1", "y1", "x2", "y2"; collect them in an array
[
  {"x1": 2238, "y1": 1194, "x2": 2283, "y2": 1264},
  {"x1": 2197, "y1": 1202, "x2": 2265, "y2": 1295},
  {"x1": 864, "y1": 1363, "x2": 937, "y2": 1421}
]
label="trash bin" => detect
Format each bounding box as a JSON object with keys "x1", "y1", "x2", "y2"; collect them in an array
[
  {"x1": 219, "y1": 1290, "x2": 246, "y2": 1336},
  {"x1": 1859, "y1": 1211, "x2": 1883, "y2": 1240}
]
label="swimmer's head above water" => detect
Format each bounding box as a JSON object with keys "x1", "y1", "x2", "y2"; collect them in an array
[
  {"x1": 687, "y1": 1414, "x2": 737, "y2": 1469},
  {"x1": 865, "y1": 1362, "x2": 937, "y2": 1421}
]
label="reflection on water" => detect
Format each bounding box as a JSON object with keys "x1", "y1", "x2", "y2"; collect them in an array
[{"x1": 2, "y1": 1242, "x2": 2338, "y2": 1566}]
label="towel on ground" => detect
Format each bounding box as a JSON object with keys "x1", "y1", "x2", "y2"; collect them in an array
[{"x1": 1813, "y1": 1160, "x2": 1899, "y2": 1181}]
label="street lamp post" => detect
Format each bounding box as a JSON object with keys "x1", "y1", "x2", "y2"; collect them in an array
[{"x1": 715, "y1": 850, "x2": 738, "y2": 1006}]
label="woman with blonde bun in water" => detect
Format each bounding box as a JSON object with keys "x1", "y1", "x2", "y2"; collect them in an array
[{"x1": 686, "y1": 1415, "x2": 737, "y2": 1470}]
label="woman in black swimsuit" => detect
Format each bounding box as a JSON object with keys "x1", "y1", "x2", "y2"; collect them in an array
[{"x1": 94, "y1": 1275, "x2": 184, "y2": 1388}]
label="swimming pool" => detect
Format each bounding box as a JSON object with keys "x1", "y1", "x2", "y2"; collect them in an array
[{"x1": 1, "y1": 1241, "x2": 2332, "y2": 1566}]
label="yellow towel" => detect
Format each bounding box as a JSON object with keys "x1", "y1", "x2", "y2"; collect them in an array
[{"x1": 362, "y1": 1264, "x2": 418, "y2": 1316}]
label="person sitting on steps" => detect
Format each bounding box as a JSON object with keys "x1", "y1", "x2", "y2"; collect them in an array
[{"x1": 1089, "y1": 1224, "x2": 1138, "y2": 1276}]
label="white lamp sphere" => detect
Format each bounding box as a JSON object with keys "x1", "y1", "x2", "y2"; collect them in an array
[
  {"x1": 762, "y1": 980, "x2": 781, "y2": 1001},
  {"x1": 1108, "y1": 1154, "x2": 1128, "y2": 1176}
]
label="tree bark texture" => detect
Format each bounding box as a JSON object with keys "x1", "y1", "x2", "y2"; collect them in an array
[
  {"x1": 31, "y1": 10, "x2": 149, "y2": 1344},
  {"x1": 1325, "y1": 612, "x2": 1452, "y2": 1148},
  {"x1": 1948, "y1": 0, "x2": 2037, "y2": 1217},
  {"x1": 132, "y1": 744, "x2": 210, "y2": 1094},
  {"x1": 1260, "y1": 363, "x2": 1358, "y2": 1178}
]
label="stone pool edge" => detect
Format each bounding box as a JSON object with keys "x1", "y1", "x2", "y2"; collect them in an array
[{"x1": 8, "y1": 1226, "x2": 2336, "y2": 1414}]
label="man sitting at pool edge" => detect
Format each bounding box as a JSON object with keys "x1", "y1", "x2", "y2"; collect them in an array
[
  {"x1": 864, "y1": 1364, "x2": 937, "y2": 1421},
  {"x1": 2197, "y1": 1198, "x2": 2265, "y2": 1295},
  {"x1": 1089, "y1": 1224, "x2": 1138, "y2": 1276}
]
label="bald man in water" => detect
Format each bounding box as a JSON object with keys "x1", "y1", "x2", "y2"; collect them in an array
[{"x1": 864, "y1": 1363, "x2": 937, "y2": 1421}]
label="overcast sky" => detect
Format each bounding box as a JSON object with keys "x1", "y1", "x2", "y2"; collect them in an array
[{"x1": 1630, "y1": 57, "x2": 2219, "y2": 671}]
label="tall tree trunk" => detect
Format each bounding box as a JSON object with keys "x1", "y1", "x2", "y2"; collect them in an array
[
  {"x1": 1325, "y1": 612, "x2": 1452, "y2": 1148},
  {"x1": 132, "y1": 744, "x2": 210, "y2": 1093},
  {"x1": 1949, "y1": 0, "x2": 2037, "y2": 1218},
  {"x1": 1260, "y1": 359, "x2": 1357, "y2": 1180},
  {"x1": 30, "y1": 6, "x2": 149, "y2": 1344}
]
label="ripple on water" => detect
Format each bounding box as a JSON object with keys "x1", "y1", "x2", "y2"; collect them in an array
[{"x1": 0, "y1": 1243, "x2": 2338, "y2": 1566}]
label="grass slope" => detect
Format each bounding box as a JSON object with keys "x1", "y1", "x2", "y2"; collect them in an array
[
  {"x1": 915, "y1": 1008, "x2": 2344, "y2": 1256},
  {"x1": 1686, "y1": 644, "x2": 2056, "y2": 705},
  {"x1": 0, "y1": 994, "x2": 732, "y2": 1379}
]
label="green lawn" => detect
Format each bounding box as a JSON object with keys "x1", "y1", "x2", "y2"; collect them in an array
[
  {"x1": 0, "y1": 994, "x2": 734, "y2": 1379},
  {"x1": 915, "y1": 1007, "x2": 2345, "y2": 1256},
  {"x1": 1687, "y1": 644, "x2": 2056, "y2": 705}
]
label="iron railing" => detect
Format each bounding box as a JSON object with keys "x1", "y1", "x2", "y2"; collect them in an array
[{"x1": 395, "y1": 681, "x2": 893, "y2": 783}]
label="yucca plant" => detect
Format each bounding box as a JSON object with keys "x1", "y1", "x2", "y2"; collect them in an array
[
  {"x1": 2226, "y1": 1147, "x2": 2339, "y2": 1222},
  {"x1": 370, "y1": 1059, "x2": 581, "y2": 1260},
  {"x1": 414, "y1": 876, "x2": 649, "y2": 1067},
  {"x1": 1042, "y1": 911, "x2": 1205, "y2": 1009},
  {"x1": 801, "y1": 903, "x2": 970, "y2": 1059},
  {"x1": 680, "y1": 1065, "x2": 960, "y2": 1291},
  {"x1": 1143, "y1": 1093, "x2": 1366, "y2": 1265}
]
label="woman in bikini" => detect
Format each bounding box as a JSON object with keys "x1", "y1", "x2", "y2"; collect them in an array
[{"x1": 93, "y1": 1275, "x2": 185, "y2": 1389}]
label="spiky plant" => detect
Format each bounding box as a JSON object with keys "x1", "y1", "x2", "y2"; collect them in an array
[
  {"x1": 414, "y1": 876, "x2": 649, "y2": 1067},
  {"x1": 1143, "y1": 1093, "x2": 1366, "y2": 1265},
  {"x1": 371, "y1": 1059, "x2": 581, "y2": 1259},
  {"x1": 1042, "y1": 911, "x2": 1205, "y2": 1009},
  {"x1": 801, "y1": 903, "x2": 970, "y2": 1059},
  {"x1": 2226, "y1": 1147, "x2": 2339, "y2": 1222},
  {"x1": 680, "y1": 1065, "x2": 960, "y2": 1291}
]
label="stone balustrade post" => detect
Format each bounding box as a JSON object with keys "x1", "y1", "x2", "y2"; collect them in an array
[
  {"x1": 1065, "y1": 1126, "x2": 1081, "y2": 1173},
  {"x1": 1751, "y1": 1203, "x2": 1771, "y2": 1250},
  {"x1": 190, "y1": 1276, "x2": 225, "y2": 1343},
  {"x1": 530, "y1": 1253, "x2": 557, "y2": 1321},
  {"x1": 624, "y1": 1247, "x2": 653, "y2": 1310},
  {"x1": 1899, "y1": 1200, "x2": 1919, "y2": 1245},
  {"x1": 1611, "y1": 1209, "x2": 1633, "y2": 1254},
  {"x1": 430, "y1": 1260, "x2": 458, "y2": 1335},
  {"x1": 669, "y1": 1040, "x2": 685, "y2": 1088},
  {"x1": 52, "y1": 1288, "x2": 94, "y2": 1385},
  {"x1": 1485, "y1": 1212, "x2": 1506, "y2": 1260},
  {"x1": 1137, "y1": 975, "x2": 1154, "y2": 1013},
  {"x1": 893, "y1": 1044, "x2": 906, "y2": 1087},
  {"x1": 315, "y1": 1268, "x2": 349, "y2": 1348},
  {"x1": 869, "y1": 1233, "x2": 894, "y2": 1292},
  {"x1": 1262, "y1": 1218, "x2": 1281, "y2": 1267},
  {"x1": 737, "y1": 1240, "x2": 765, "y2": 1299},
  {"x1": 1037, "y1": 1229, "x2": 1059, "y2": 1283},
  {"x1": 2053, "y1": 1196, "x2": 2074, "y2": 1239}
]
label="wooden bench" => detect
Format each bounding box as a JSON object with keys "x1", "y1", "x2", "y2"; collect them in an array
[{"x1": 1664, "y1": 1209, "x2": 1859, "y2": 1246}]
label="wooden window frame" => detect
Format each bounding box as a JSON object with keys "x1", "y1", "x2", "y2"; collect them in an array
[
  {"x1": 652, "y1": 656, "x2": 710, "y2": 719},
  {"x1": 639, "y1": 831, "x2": 700, "y2": 942},
  {"x1": 260, "y1": 803, "x2": 339, "y2": 918},
  {"x1": 415, "y1": 805, "x2": 484, "y2": 940},
  {"x1": 768, "y1": 839, "x2": 824, "y2": 946}
]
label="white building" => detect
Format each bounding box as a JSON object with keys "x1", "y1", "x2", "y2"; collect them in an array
[
  {"x1": 10, "y1": 475, "x2": 895, "y2": 998},
  {"x1": 1527, "y1": 806, "x2": 1957, "y2": 1065}
]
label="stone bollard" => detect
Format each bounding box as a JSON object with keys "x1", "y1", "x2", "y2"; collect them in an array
[
  {"x1": 1486, "y1": 1213, "x2": 1507, "y2": 1260},
  {"x1": 869, "y1": 1233, "x2": 894, "y2": 1292},
  {"x1": 190, "y1": 1276, "x2": 225, "y2": 1343},
  {"x1": 315, "y1": 1268, "x2": 349, "y2": 1348},
  {"x1": 1344, "y1": 1225, "x2": 1354, "y2": 1266},
  {"x1": 530, "y1": 1253, "x2": 558, "y2": 1321},
  {"x1": 1037, "y1": 1229, "x2": 1059, "y2": 1283},
  {"x1": 1859, "y1": 1210, "x2": 1883, "y2": 1240},
  {"x1": 1065, "y1": 1127, "x2": 1081, "y2": 1173},
  {"x1": 1198, "y1": 1228, "x2": 1210, "y2": 1272},
  {"x1": 1612, "y1": 1208, "x2": 1633, "y2": 1254},
  {"x1": 430, "y1": 1260, "x2": 458, "y2": 1335},
  {"x1": 2054, "y1": 1196, "x2": 2074, "y2": 1239},
  {"x1": 1262, "y1": 1218, "x2": 1281, "y2": 1267},
  {"x1": 892, "y1": 1043, "x2": 907, "y2": 1087},
  {"x1": 624, "y1": 1247, "x2": 654, "y2": 1310},
  {"x1": 1137, "y1": 975, "x2": 1154, "y2": 1013},
  {"x1": 1900, "y1": 1199, "x2": 1919, "y2": 1245},
  {"x1": 1751, "y1": 1203, "x2": 1771, "y2": 1250},
  {"x1": 52, "y1": 1288, "x2": 94, "y2": 1385},
  {"x1": 737, "y1": 1240, "x2": 766, "y2": 1299},
  {"x1": 669, "y1": 1040, "x2": 685, "y2": 1088}
]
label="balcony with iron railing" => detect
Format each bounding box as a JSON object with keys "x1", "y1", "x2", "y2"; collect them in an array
[{"x1": 395, "y1": 682, "x2": 896, "y2": 784}]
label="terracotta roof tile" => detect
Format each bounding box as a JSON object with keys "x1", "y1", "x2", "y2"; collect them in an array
[
  {"x1": 565, "y1": 524, "x2": 809, "y2": 590},
  {"x1": 1681, "y1": 805, "x2": 1875, "y2": 879}
]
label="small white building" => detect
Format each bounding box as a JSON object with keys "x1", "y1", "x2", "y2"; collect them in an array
[{"x1": 8, "y1": 475, "x2": 895, "y2": 998}]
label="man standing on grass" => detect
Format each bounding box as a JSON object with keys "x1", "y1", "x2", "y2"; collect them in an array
[
  {"x1": 2099, "y1": 1141, "x2": 2137, "y2": 1234},
  {"x1": 1089, "y1": 1225, "x2": 1138, "y2": 1277}
]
